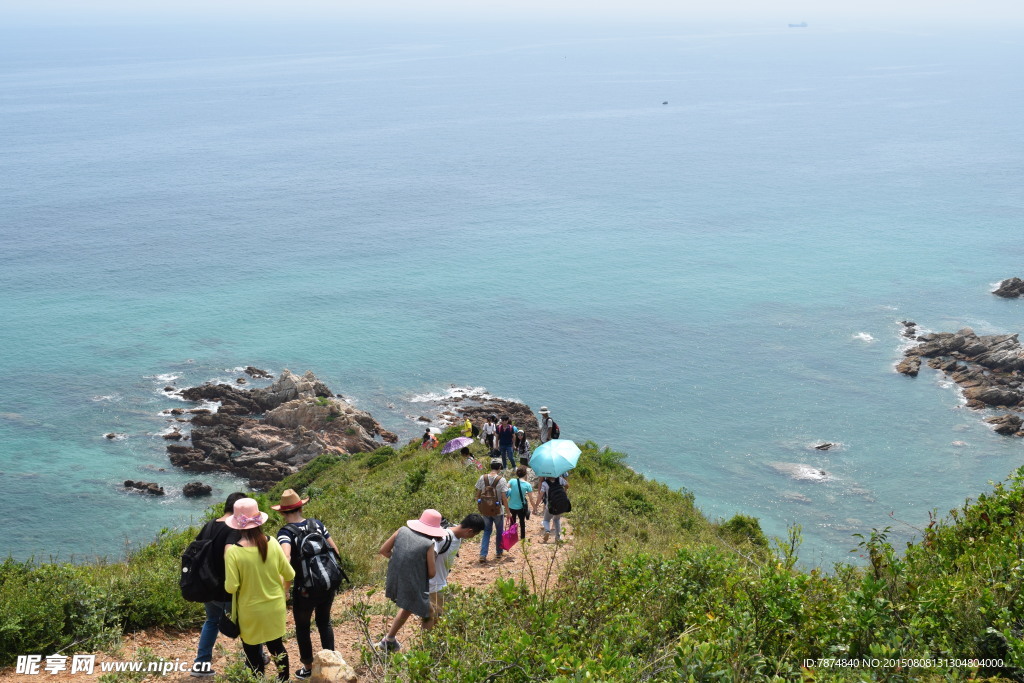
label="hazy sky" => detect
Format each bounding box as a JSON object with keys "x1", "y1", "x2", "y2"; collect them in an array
[{"x1": 4, "y1": 0, "x2": 1024, "y2": 26}]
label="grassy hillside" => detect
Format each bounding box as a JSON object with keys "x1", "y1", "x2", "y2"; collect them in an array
[{"x1": 3, "y1": 429, "x2": 1024, "y2": 680}]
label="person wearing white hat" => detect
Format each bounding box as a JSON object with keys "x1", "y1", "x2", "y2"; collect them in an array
[
  {"x1": 538, "y1": 407, "x2": 554, "y2": 443},
  {"x1": 224, "y1": 498, "x2": 295, "y2": 682},
  {"x1": 376, "y1": 509, "x2": 447, "y2": 652}
]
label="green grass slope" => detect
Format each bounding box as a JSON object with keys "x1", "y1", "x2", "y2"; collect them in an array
[{"x1": 3, "y1": 429, "x2": 1024, "y2": 681}]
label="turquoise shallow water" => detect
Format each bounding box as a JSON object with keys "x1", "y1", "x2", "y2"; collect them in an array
[{"x1": 2, "y1": 20, "x2": 1023, "y2": 565}]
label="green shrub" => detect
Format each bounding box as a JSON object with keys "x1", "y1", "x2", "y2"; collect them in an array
[{"x1": 719, "y1": 513, "x2": 769, "y2": 548}]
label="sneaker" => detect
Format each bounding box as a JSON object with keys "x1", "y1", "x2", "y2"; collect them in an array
[
  {"x1": 542, "y1": 531, "x2": 550, "y2": 543},
  {"x1": 375, "y1": 638, "x2": 401, "y2": 653},
  {"x1": 262, "y1": 650, "x2": 271, "y2": 666},
  {"x1": 295, "y1": 667, "x2": 312, "y2": 679},
  {"x1": 478, "y1": 556, "x2": 488, "y2": 563},
  {"x1": 189, "y1": 664, "x2": 215, "y2": 678}
]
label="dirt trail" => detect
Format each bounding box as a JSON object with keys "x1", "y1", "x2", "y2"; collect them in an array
[{"x1": 1, "y1": 520, "x2": 570, "y2": 682}]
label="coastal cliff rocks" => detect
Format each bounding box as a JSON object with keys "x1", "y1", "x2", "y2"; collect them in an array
[
  {"x1": 985, "y1": 414, "x2": 1024, "y2": 436},
  {"x1": 169, "y1": 370, "x2": 397, "y2": 489},
  {"x1": 993, "y1": 278, "x2": 1024, "y2": 298},
  {"x1": 899, "y1": 327, "x2": 1024, "y2": 430}
]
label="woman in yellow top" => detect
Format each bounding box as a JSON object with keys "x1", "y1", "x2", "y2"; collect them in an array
[{"x1": 224, "y1": 498, "x2": 295, "y2": 682}]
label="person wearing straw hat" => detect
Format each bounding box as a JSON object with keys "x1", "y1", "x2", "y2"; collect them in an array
[
  {"x1": 224, "y1": 498, "x2": 295, "y2": 682},
  {"x1": 273, "y1": 489, "x2": 341, "y2": 680},
  {"x1": 375, "y1": 509, "x2": 447, "y2": 653}
]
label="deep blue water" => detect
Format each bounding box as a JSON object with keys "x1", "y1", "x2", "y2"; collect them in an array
[{"x1": 2, "y1": 19, "x2": 1023, "y2": 565}]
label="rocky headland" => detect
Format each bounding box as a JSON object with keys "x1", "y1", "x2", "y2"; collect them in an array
[
  {"x1": 162, "y1": 371, "x2": 543, "y2": 490},
  {"x1": 166, "y1": 369, "x2": 399, "y2": 489},
  {"x1": 897, "y1": 325, "x2": 1024, "y2": 436}
]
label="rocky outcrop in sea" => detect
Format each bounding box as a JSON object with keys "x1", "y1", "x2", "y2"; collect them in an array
[
  {"x1": 167, "y1": 369, "x2": 398, "y2": 489},
  {"x1": 898, "y1": 326, "x2": 1024, "y2": 436},
  {"x1": 993, "y1": 277, "x2": 1024, "y2": 298}
]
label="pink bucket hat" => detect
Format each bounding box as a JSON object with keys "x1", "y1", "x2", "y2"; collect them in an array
[
  {"x1": 406, "y1": 509, "x2": 447, "y2": 538},
  {"x1": 225, "y1": 497, "x2": 269, "y2": 530}
]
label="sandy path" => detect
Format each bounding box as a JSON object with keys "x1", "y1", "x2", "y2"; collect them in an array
[{"x1": 1, "y1": 520, "x2": 570, "y2": 682}]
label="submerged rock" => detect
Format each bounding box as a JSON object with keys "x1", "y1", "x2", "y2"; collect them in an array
[{"x1": 124, "y1": 480, "x2": 164, "y2": 496}]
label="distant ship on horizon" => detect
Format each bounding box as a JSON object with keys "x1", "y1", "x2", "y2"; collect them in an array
[{"x1": 788, "y1": 22, "x2": 808, "y2": 27}]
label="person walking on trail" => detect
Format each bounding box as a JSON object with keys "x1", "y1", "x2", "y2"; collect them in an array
[
  {"x1": 520, "y1": 456, "x2": 544, "y2": 512},
  {"x1": 273, "y1": 489, "x2": 341, "y2": 680},
  {"x1": 377, "y1": 509, "x2": 447, "y2": 653},
  {"x1": 514, "y1": 429, "x2": 530, "y2": 461},
  {"x1": 507, "y1": 467, "x2": 534, "y2": 541},
  {"x1": 538, "y1": 407, "x2": 555, "y2": 443},
  {"x1": 495, "y1": 415, "x2": 516, "y2": 470},
  {"x1": 189, "y1": 492, "x2": 246, "y2": 678},
  {"x1": 224, "y1": 498, "x2": 295, "y2": 682},
  {"x1": 475, "y1": 459, "x2": 509, "y2": 563},
  {"x1": 461, "y1": 417, "x2": 473, "y2": 438},
  {"x1": 541, "y1": 475, "x2": 570, "y2": 544},
  {"x1": 425, "y1": 514, "x2": 485, "y2": 629},
  {"x1": 482, "y1": 415, "x2": 497, "y2": 453}
]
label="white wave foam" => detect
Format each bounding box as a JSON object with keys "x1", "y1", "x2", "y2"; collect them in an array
[
  {"x1": 198, "y1": 400, "x2": 221, "y2": 413},
  {"x1": 409, "y1": 386, "x2": 491, "y2": 403},
  {"x1": 147, "y1": 373, "x2": 180, "y2": 382},
  {"x1": 853, "y1": 332, "x2": 875, "y2": 342},
  {"x1": 769, "y1": 461, "x2": 832, "y2": 481},
  {"x1": 91, "y1": 394, "x2": 120, "y2": 402}
]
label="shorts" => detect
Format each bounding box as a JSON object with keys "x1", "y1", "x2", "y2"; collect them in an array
[{"x1": 423, "y1": 591, "x2": 445, "y2": 624}]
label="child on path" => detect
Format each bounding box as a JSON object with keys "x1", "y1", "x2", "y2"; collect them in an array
[{"x1": 424, "y1": 514, "x2": 485, "y2": 629}]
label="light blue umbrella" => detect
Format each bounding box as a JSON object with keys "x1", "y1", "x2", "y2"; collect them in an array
[{"x1": 529, "y1": 439, "x2": 581, "y2": 477}]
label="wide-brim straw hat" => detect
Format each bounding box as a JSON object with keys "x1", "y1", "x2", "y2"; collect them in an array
[
  {"x1": 406, "y1": 509, "x2": 447, "y2": 538},
  {"x1": 539, "y1": 407, "x2": 550, "y2": 414},
  {"x1": 225, "y1": 498, "x2": 269, "y2": 529},
  {"x1": 271, "y1": 488, "x2": 309, "y2": 511}
]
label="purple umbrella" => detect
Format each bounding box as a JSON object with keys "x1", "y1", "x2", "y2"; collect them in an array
[{"x1": 441, "y1": 436, "x2": 474, "y2": 454}]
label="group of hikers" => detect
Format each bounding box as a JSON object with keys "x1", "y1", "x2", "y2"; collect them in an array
[{"x1": 181, "y1": 406, "x2": 570, "y2": 679}]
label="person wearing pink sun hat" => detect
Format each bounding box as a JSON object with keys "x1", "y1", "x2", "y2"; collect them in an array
[
  {"x1": 224, "y1": 498, "x2": 295, "y2": 682},
  {"x1": 375, "y1": 509, "x2": 447, "y2": 652}
]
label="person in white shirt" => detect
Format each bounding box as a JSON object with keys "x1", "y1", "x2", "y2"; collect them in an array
[{"x1": 423, "y1": 514, "x2": 485, "y2": 629}]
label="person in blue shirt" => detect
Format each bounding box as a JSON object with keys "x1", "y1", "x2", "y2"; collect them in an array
[{"x1": 507, "y1": 466, "x2": 534, "y2": 540}]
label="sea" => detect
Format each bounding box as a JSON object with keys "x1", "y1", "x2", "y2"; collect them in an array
[{"x1": 2, "y1": 17, "x2": 1023, "y2": 567}]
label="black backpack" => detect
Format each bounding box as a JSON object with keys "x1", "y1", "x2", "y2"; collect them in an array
[
  {"x1": 287, "y1": 520, "x2": 347, "y2": 595},
  {"x1": 471, "y1": 423, "x2": 480, "y2": 438},
  {"x1": 546, "y1": 479, "x2": 572, "y2": 516},
  {"x1": 180, "y1": 521, "x2": 223, "y2": 603},
  {"x1": 550, "y1": 420, "x2": 561, "y2": 440}
]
